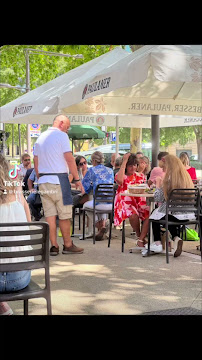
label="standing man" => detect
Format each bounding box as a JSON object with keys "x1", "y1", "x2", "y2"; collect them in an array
[{"x1": 34, "y1": 115, "x2": 84, "y2": 256}]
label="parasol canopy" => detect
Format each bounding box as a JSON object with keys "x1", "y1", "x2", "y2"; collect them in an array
[
  {"x1": 1, "y1": 45, "x2": 201, "y2": 124},
  {"x1": 67, "y1": 125, "x2": 105, "y2": 140}
]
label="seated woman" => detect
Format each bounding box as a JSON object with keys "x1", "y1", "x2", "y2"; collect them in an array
[
  {"x1": 147, "y1": 151, "x2": 168, "y2": 187},
  {"x1": 69, "y1": 155, "x2": 89, "y2": 207},
  {"x1": 82, "y1": 151, "x2": 114, "y2": 241},
  {"x1": 114, "y1": 153, "x2": 150, "y2": 248},
  {"x1": 75, "y1": 155, "x2": 88, "y2": 181},
  {"x1": 137, "y1": 155, "x2": 151, "y2": 181},
  {"x1": 179, "y1": 152, "x2": 197, "y2": 181},
  {"x1": 0, "y1": 155, "x2": 32, "y2": 315},
  {"x1": 148, "y1": 154, "x2": 195, "y2": 256}
]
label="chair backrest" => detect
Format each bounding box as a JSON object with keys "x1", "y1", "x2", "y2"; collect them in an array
[
  {"x1": 192, "y1": 179, "x2": 198, "y2": 186},
  {"x1": 166, "y1": 188, "x2": 200, "y2": 218},
  {"x1": 93, "y1": 184, "x2": 115, "y2": 207},
  {"x1": 0, "y1": 221, "x2": 49, "y2": 273}
]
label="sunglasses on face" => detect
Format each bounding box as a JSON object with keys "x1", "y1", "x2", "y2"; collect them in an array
[
  {"x1": 24, "y1": 159, "x2": 30, "y2": 162},
  {"x1": 79, "y1": 161, "x2": 87, "y2": 166}
]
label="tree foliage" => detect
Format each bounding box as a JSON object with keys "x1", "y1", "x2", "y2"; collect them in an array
[
  {"x1": 1, "y1": 45, "x2": 201, "y2": 161},
  {"x1": 0, "y1": 45, "x2": 117, "y2": 107},
  {"x1": 0, "y1": 45, "x2": 117, "y2": 151}
]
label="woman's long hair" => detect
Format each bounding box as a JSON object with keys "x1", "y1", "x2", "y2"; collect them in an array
[
  {"x1": 179, "y1": 152, "x2": 189, "y2": 167},
  {"x1": 163, "y1": 155, "x2": 194, "y2": 200},
  {"x1": 0, "y1": 154, "x2": 17, "y2": 204}
]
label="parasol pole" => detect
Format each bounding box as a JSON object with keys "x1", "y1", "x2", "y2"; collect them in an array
[
  {"x1": 151, "y1": 115, "x2": 159, "y2": 169},
  {"x1": 25, "y1": 50, "x2": 31, "y2": 157},
  {"x1": 115, "y1": 116, "x2": 119, "y2": 158}
]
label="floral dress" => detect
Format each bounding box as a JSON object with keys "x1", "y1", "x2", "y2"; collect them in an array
[{"x1": 114, "y1": 172, "x2": 149, "y2": 226}]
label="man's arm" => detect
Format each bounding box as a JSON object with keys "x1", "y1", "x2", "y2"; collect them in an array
[
  {"x1": 28, "y1": 178, "x2": 34, "y2": 192},
  {"x1": 64, "y1": 152, "x2": 84, "y2": 192},
  {"x1": 64, "y1": 152, "x2": 79, "y2": 179}
]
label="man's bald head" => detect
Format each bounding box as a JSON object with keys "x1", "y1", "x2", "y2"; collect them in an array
[{"x1": 53, "y1": 115, "x2": 70, "y2": 133}]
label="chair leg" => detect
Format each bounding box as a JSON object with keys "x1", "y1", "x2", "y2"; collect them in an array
[
  {"x1": 47, "y1": 296, "x2": 52, "y2": 315},
  {"x1": 198, "y1": 219, "x2": 202, "y2": 261},
  {"x1": 147, "y1": 220, "x2": 151, "y2": 256},
  {"x1": 184, "y1": 225, "x2": 187, "y2": 241},
  {"x1": 82, "y1": 210, "x2": 85, "y2": 240},
  {"x1": 108, "y1": 214, "x2": 112, "y2": 248},
  {"x1": 122, "y1": 220, "x2": 125, "y2": 252},
  {"x1": 165, "y1": 226, "x2": 169, "y2": 264},
  {"x1": 93, "y1": 211, "x2": 96, "y2": 244},
  {"x1": 79, "y1": 208, "x2": 81, "y2": 230},
  {"x1": 72, "y1": 207, "x2": 75, "y2": 235},
  {"x1": 24, "y1": 299, "x2": 28, "y2": 315}
]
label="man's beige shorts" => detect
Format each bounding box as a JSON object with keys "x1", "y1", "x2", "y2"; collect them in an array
[{"x1": 39, "y1": 183, "x2": 72, "y2": 220}]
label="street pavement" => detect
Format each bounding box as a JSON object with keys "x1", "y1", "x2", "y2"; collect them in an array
[{"x1": 9, "y1": 220, "x2": 202, "y2": 315}]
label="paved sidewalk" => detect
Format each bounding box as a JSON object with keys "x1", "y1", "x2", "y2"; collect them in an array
[{"x1": 9, "y1": 222, "x2": 202, "y2": 315}]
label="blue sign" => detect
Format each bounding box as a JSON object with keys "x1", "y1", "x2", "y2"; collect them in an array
[
  {"x1": 112, "y1": 132, "x2": 116, "y2": 142},
  {"x1": 31, "y1": 124, "x2": 40, "y2": 129}
]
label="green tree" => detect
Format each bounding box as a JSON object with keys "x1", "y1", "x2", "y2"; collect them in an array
[
  {"x1": 142, "y1": 126, "x2": 202, "y2": 162},
  {"x1": 0, "y1": 45, "x2": 118, "y2": 152}
]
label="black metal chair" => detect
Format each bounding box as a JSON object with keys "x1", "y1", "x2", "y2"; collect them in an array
[
  {"x1": 148, "y1": 188, "x2": 201, "y2": 264},
  {"x1": 82, "y1": 184, "x2": 115, "y2": 245},
  {"x1": 0, "y1": 221, "x2": 52, "y2": 315},
  {"x1": 72, "y1": 203, "x2": 83, "y2": 235}
]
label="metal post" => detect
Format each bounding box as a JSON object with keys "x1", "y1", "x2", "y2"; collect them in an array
[
  {"x1": 2, "y1": 123, "x2": 6, "y2": 157},
  {"x1": 115, "y1": 116, "x2": 119, "y2": 158},
  {"x1": 25, "y1": 50, "x2": 31, "y2": 157},
  {"x1": 151, "y1": 115, "x2": 160, "y2": 169},
  {"x1": 12, "y1": 124, "x2": 14, "y2": 158},
  {"x1": 18, "y1": 124, "x2": 21, "y2": 159}
]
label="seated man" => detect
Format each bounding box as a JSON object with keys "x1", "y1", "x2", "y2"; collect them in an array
[
  {"x1": 113, "y1": 156, "x2": 123, "y2": 177},
  {"x1": 22, "y1": 167, "x2": 34, "y2": 196},
  {"x1": 26, "y1": 169, "x2": 42, "y2": 221},
  {"x1": 18, "y1": 153, "x2": 32, "y2": 181},
  {"x1": 105, "y1": 153, "x2": 120, "y2": 169}
]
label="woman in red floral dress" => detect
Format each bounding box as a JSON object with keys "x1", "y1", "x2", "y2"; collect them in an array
[{"x1": 114, "y1": 153, "x2": 149, "y2": 248}]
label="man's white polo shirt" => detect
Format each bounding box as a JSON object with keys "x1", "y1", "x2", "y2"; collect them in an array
[{"x1": 34, "y1": 127, "x2": 71, "y2": 185}]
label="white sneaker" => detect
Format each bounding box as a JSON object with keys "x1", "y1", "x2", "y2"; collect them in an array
[
  {"x1": 86, "y1": 228, "x2": 93, "y2": 237},
  {"x1": 145, "y1": 242, "x2": 163, "y2": 253},
  {"x1": 173, "y1": 236, "x2": 183, "y2": 257}
]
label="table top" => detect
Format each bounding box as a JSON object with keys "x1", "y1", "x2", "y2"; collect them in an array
[{"x1": 120, "y1": 191, "x2": 154, "y2": 198}]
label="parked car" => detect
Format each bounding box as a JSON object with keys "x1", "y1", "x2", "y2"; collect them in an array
[
  {"x1": 190, "y1": 155, "x2": 198, "y2": 161},
  {"x1": 74, "y1": 144, "x2": 128, "y2": 166}
]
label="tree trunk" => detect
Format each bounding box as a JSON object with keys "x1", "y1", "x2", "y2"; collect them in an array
[
  {"x1": 129, "y1": 45, "x2": 143, "y2": 52},
  {"x1": 130, "y1": 128, "x2": 142, "y2": 153},
  {"x1": 196, "y1": 137, "x2": 202, "y2": 162},
  {"x1": 193, "y1": 125, "x2": 202, "y2": 162}
]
